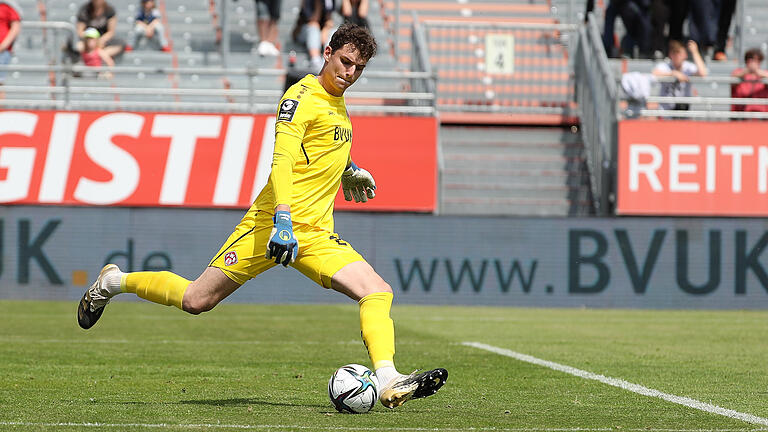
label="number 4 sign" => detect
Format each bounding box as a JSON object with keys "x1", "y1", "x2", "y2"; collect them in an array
[{"x1": 485, "y1": 34, "x2": 514, "y2": 75}]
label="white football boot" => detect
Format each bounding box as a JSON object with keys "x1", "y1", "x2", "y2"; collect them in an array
[
  {"x1": 378, "y1": 368, "x2": 448, "y2": 409},
  {"x1": 77, "y1": 264, "x2": 120, "y2": 329}
]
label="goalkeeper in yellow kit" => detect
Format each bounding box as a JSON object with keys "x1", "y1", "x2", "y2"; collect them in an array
[{"x1": 76, "y1": 23, "x2": 447, "y2": 409}]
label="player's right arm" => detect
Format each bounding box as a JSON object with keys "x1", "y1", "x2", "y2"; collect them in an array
[
  {"x1": 265, "y1": 133, "x2": 303, "y2": 266},
  {"x1": 269, "y1": 133, "x2": 303, "y2": 209},
  {"x1": 265, "y1": 94, "x2": 312, "y2": 266}
]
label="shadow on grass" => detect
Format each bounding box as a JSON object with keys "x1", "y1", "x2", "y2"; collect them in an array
[
  {"x1": 178, "y1": 398, "x2": 328, "y2": 409},
  {"x1": 114, "y1": 398, "x2": 326, "y2": 409}
]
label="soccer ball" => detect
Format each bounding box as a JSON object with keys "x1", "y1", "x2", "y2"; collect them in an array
[{"x1": 328, "y1": 364, "x2": 379, "y2": 413}]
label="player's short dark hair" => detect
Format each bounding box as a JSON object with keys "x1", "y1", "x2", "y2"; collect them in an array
[
  {"x1": 328, "y1": 23, "x2": 377, "y2": 61},
  {"x1": 745, "y1": 48, "x2": 765, "y2": 63}
]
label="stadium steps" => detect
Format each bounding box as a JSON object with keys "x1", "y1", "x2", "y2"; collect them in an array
[
  {"x1": 379, "y1": 0, "x2": 574, "y2": 124},
  {"x1": 439, "y1": 126, "x2": 593, "y2": 216},
  {"x1": 550, "y1": 0, "x2": 590, "y2": 24},
  {"x1": 742, "y1": 0, "x2": 768, "y2": 56},
  {"x1": 9, "y1": 0, "x2": 408, "y2": 107}
]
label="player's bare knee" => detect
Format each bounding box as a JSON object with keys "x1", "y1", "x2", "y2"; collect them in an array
[
  {"x1": 378, "y1": 281, "x2": 393, "y2": 294},
  {"x1": 366, "y1": 280, "x2": 392, "y2": 296},
  {"x1": 182, "y1": 293, "x2": 217, "y2": 315}
]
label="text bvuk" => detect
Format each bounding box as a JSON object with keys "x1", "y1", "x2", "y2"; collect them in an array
[{"x1": 393, "y1": 229, "x2": 768, "y2": 295}]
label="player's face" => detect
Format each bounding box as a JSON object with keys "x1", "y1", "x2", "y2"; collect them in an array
[{"x1": 322, "y1": 43, "x2": 367, "y2": 95}]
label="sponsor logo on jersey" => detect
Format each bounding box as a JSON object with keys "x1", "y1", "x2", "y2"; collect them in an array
[
  {"x1": 224, "y1": 251, "x2": 238, "y2": 266},
  {"x1": 277, "y1": 99, "x2": 299, "y2": 122},
  {"x1": 333, "y1": 126, "x2": 352, "y2": 143}
]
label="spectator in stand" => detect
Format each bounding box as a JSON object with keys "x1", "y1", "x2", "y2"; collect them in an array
[
  {"x1": 126, "y1": 0, "x2": 170, "y2": 52},
  {"x1": 649, "y1": 0, "x2": 670, "y2": 58},
  {"x1": 602, "y1": 0, "x2": 652, "y2": 58},
  {"x1": 76, "y1": 0, "x2": 125, "y2": 58},
  {"x1": 0, "y1": 0, "x2": 21, "y2": 90},
  {"x1": 81, "y1": 27, "x2": 114, "y2": 79},
  {"x1": 731, "y1": 48, "x2": 768, "y2": 112},
  {"x1": 713, "y1": 0, "x2": 736, "y2": 60},
  {"x1": 666, "y1": 1, "x2": 688, "y2": 44},
  {"x1": 255, "y1": 0, "x2": 281, "y2": 56},
  {"x1": 341, "y1": 0, "x2": 368, "y2": 29},
  {"x1": 688, "y1": 0, "x2": 718, "y2": 57},
  {"x1": 293, "y1": 0, "x2": 336, "y2": 72},
  {"x1": 652, "y1": 40, "x2": 708, "y2": 110}
]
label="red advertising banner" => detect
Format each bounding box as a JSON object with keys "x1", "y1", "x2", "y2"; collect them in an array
[
  {"x1": 618, "y1": 120, "x2": 768, "y2": 216},
  {"x1": 0, "y1": 111, "x2": 437, "y2": 212}
]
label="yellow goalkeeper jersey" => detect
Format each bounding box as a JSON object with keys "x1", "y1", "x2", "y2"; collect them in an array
[{"x1": 253, "y1": 74, "x2": 353, "y2": 232}]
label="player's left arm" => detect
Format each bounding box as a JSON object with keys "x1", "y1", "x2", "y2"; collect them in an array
[{"x1": 341, "y1": 158, "x2": 376, "y2": 203}]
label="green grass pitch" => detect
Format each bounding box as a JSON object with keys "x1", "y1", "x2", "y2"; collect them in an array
[{"x1": 1, "y1": 300, "x2": 767, "y2": 431}]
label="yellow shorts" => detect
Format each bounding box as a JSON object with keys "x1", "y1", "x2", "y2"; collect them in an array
[{"x1": 209, "y1": 209, "x2": 365, "y2": 288}]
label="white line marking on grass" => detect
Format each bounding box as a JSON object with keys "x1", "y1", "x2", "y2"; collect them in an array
[
  {"x1": 0, "y1": 423, "x2": 763, "y2": 432},
  {"x1": 463, "y1": 342, "x2": 768, "y2": 427}
]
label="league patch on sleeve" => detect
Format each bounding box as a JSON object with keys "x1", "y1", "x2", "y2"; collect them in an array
[{"x1": 277, "y1": 99, "x2": 300, "y2": 122}]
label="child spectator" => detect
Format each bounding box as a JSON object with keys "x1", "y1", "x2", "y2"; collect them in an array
[
  {"x1": 255, "y1": 0, "x2": 281, "y2": 56},
  {"x1": 0, "y1": 0, "x2": 21, "y2": 87},
  {"x1": 652, "y1": 40, "x2": 708, "y2": 110},
  {"x1": 731, "y1": 48, "x2": 768, "y2": 112},
  {"x1": 126, "y1": 0, "x2": 170, "y2": 52},
  {"x1": 81, "y1": 27, "x2": 114, "y2": 79}
]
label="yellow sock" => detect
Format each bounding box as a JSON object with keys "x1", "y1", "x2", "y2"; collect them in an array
[
  {"x1": 359, "y1": 291, "x2": 396, "y2": 370},
  {"x1": 121, "y1": 271, "x2": 190, "y2": 310}
]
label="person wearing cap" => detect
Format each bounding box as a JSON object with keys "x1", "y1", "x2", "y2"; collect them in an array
[
  {"x1": 127, "y1": 0, "x2": 170, "y2": 52},
  {"x1": 81, "y1": 27, "x2": 114, "y2": 79}
]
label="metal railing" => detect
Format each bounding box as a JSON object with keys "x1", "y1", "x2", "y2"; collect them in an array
[
  {"x1": 574, "y1": 12, "x2": 618, "y2": 215},
  {"x1": 410, "y1": 12, "x2": 436, "y2": 108},
  {"x1": 619, "y1": 75, "x2": 768, "y2": 119},
  {"x1": 12, "y1": 21, "x2": 77, "y2": 66},
  {"x1": 0, "y1": 63, "x2": 437, "y2": 115}
]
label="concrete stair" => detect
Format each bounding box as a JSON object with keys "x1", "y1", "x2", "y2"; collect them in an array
[
  {"x1": 742, "y1": 0, "x2": 768, "y2": 56},
  {"x1": 439, "y1": 125, "x2": 593, "y2": 216}
]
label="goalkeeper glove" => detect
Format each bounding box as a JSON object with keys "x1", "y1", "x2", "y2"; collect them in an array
[
  {"x1": 265, "y1": 211, "x2": 299, "y2": 266},
  {"x1": 341, "y1": 162, "x2": 376, "y2": 203}
]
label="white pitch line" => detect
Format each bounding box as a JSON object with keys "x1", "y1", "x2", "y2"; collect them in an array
[
  {"x1": 0, "y1": 423, "x2": 763, "y2": 432},
  {"x1": 463, "y1": 342, "x2": 768, "y2": 427}
]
